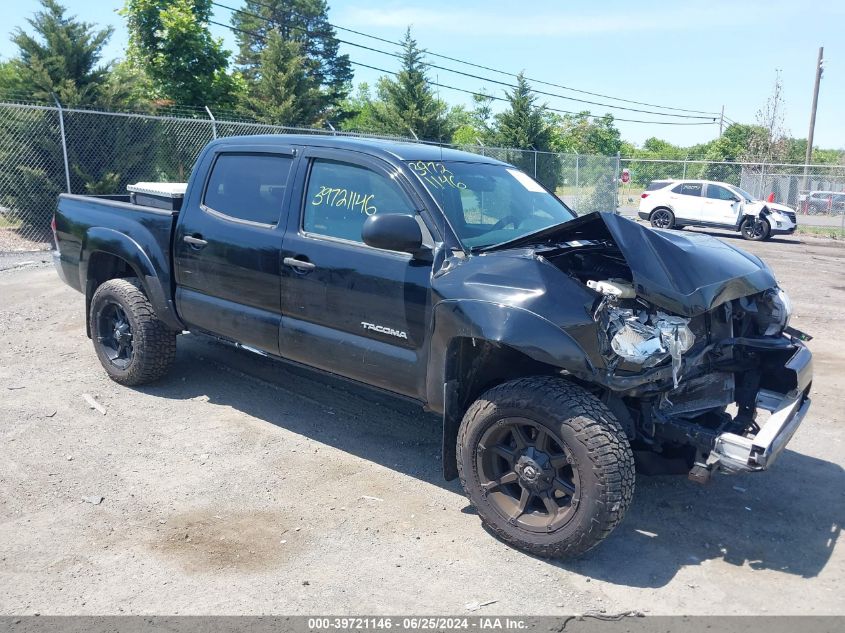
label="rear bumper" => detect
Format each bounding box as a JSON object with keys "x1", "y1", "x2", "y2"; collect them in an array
[
  {"x1": 637, "y1": 211, "x2": 650, "y2": 221},
  {"x1": 710, "y1": 343, "x2": 812, "y2": 473},
  {"x1": 52, "y1": 250, "x2": 68, "y2": 285}
]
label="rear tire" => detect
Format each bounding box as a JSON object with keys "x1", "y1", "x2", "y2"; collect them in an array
[
  {"x1": 90, "y1": 278, "x2": 177, "y2": 386},
  {"x1": 649, "y1": 208, "x2": 675, "y2": 229},
  {"x1": 740, "y1": 216, "x2": 770, "y2": 241},
  {"x1": 457, "y1": 376, "x2": 635, "y2": 558}
]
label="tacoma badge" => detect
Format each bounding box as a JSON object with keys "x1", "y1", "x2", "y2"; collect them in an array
[{"x1": 361, "y1": 321, "x2": 408, "y2": 340}]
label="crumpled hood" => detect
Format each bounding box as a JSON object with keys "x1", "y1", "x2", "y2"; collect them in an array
[
  {"x1": 487, "y1": 212, "x2": 778, "y2": 316},
  {"x1": 764, "y1": 201, "x2": 796, "y2": 214}
]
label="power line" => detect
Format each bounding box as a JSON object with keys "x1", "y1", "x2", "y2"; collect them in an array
[
  {"x1": 210, "y1": 19, "x2": 715, "y2": 127},
  {"x1": 212, "y1": 2, "x2": 717, "y2": 121},
  {"x1": 240, "y1": 0, "x2": 720, "y2": 116}
]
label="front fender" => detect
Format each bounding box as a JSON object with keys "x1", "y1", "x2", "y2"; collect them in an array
[
  {"x1": 80, "y1": 227, "x2": 183, "y2": 331},
  {"x1": 425, "y1": 299, "x2": 595, "y2": 411}
]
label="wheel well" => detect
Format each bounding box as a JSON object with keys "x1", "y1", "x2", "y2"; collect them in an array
[
  {"x1": 650, "y1": 206, "x2": 672, "y2": 218},
  {"x1": 84, "y1": 252, "x2": 138, "y2": 337},
  {"x1": 441, "y1": 337, "x2": 560, "y2": 480}
]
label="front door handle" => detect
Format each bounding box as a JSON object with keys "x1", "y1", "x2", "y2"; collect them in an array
[
  {"x1": 284, "y1": 257, "x2": 316, "y2": 272},
  {"x1": 183, "y1": 235, "x2": 208, "y2": 247}
]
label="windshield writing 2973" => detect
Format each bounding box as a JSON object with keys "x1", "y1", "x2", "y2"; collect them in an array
[
  {"x1": 409, "y1": 161, "x2": 466, "y2": 190},
  {"x1": 311, "y1": 186, "x2": 377, "y2": 216}
]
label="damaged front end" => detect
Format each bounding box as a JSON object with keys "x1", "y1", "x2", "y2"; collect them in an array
[
  {"x1": 529, "y1": 213, "x2": 813, "y2": 484},
  {"x1": 589, "y1": 278, "x2": 811, "y2": 483}
]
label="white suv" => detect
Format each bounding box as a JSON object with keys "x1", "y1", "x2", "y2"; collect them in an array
[{"x1": 638, "y1": 179, "x2": 797, "y2": 241}]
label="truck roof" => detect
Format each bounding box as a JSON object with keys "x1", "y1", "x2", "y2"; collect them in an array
[{"x1": 205, "y1": 134, "x2": 509, "y2": 165}]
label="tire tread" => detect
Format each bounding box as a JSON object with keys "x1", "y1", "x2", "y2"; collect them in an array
[
  {"x1": 457, "y1": 376, "x2": 635, "y2": 558},
  {"x1": 90, "y1": 278, "x2": 176, "y2": 386}
]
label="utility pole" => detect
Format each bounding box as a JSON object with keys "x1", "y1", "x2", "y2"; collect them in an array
[
  {"x1": 719, "y1": 105, "x2": 725, "y2": 136},
  {"x1": 802, "y1": 46, "x2": 824, "y2": 191}
]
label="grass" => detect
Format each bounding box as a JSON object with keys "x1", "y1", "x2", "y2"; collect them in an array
[
  {"x1": 0, "y1": 214, "x2": 22, "y2": 229},
  {"x1": 795, "y1": 225, "x2": 844, "y2": 239}
]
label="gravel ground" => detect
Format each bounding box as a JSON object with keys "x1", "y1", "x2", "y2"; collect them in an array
[
  {"x1": 0, "y1": 228, "x2": 49, "y2": 256},
  {"x1": 0, "y1": 230, "x2": 843, "y2": 615}
]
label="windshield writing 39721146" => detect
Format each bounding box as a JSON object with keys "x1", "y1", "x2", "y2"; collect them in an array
[
  {"x1": 409, "y1": 161, "x2": 466, "y2": 190},
  {"x1": 311, "y1": 186, "x2": 377, "y2": 216}
]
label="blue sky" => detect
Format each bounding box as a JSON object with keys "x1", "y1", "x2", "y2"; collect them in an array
[{"x1": 1, "y1": 0, "x2": 843, "y2": 150}]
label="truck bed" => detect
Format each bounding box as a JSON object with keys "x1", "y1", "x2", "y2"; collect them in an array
[{"x1": 53, "y1": 193, "x2": 179, "y2": 306}]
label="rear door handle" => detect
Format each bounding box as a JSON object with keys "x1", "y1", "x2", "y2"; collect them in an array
[
  {"x1": 284, "y1": 257, "x2": 316, "y2": 271},
  {"x1": 183, "y1": 235, "x2": 208, "y2": 247}
]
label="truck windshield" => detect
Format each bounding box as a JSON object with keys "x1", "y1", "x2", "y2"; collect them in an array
[{"x1": 407, "y1": 160, "x2": 576, "y2": 250}]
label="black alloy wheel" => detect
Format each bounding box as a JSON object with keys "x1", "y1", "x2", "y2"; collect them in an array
[
  {"x1": 650, "y1": 208, "x2": 674, "y2": 229},
  {"x1": 96, "y1": 301, "x2": 134, "y2": 369},
  {"x1": 457, "y1": 376, "x2": 635, "y2": 558},
  {"x1": 89, "y1": 278, "x2": 177, "y2": 385},
  {"x1": 478, "y1": 418, "x2": 581, "y2": 533},
  {"x1": 740, "y1": 216, "x2": 770, "y2": 241}
]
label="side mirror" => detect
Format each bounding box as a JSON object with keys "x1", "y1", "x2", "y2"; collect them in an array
[{"x1": 362, "y1": 213, "x2": 427, "y2": 256}]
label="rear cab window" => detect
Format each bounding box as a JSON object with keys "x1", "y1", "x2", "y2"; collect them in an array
[
  {"x1": 203, "y1": 153, "x2": 293, "y2": 225},
  {"x1": 672, "y1": 182, "x2": 703, "y2": 197}
]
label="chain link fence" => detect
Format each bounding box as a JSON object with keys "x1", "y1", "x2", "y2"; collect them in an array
[
  {"x1": 2, "y1": 100, "x2": 844, "y2": 254},
  {"x1": 0, "y1": 102, "x2": 459, "y2": 254},
  {"x1": 0, "y1": 101, "x2": 624, "y2": 254}
]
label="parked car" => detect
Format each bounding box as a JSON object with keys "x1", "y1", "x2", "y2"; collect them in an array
[
  {"x1": 803, "y1": 191, "x2": 845, "y2": 214},
  {"x1": 52, "y1": 136, "x2": 812, "y2": 558},
  {"x1": 639, "y1": 179, "x2": 797, "y2": 240}
]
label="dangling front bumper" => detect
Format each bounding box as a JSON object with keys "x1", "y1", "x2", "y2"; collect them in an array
[{"x1": 709, "y1": 343, "x2": 812, "y2": 473}]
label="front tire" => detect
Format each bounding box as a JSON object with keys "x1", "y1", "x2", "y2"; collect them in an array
[
  {"x1": 90, "y1": 278, "x2": 177, "y2": 386},
  {"x1": 740, "y1": 216, "x2": 770, "y2": 241},
  {"x1": 457, "y1": 377, "x2": 635, "y2": 558},
  {"x1": 649, "y1": 208, "x2": 675, "y2": 229}
]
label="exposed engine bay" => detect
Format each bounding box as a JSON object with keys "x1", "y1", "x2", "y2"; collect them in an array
[{"x1": 536, "y1": 231, "x2": 810, "y2": 483}]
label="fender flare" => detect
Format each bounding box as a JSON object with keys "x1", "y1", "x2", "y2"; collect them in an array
[
  {"x1": 79, "y1": 227, "x2": 183, "y2": 332},
  {"x1": 427, "y1": 300, "x2": 596, "y2": 407},
  {"x1": 427, "y1": 300, "x2": 597, "y2": 480}
]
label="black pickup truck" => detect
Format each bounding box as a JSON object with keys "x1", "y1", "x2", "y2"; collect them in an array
[{"x1": 52, "y1": 135, "x2": 813, "y2": 558}]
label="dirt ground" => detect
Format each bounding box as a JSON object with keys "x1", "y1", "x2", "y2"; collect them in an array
[{"x1": 1, "y1": 229, "x2": 843, "y2": 615}]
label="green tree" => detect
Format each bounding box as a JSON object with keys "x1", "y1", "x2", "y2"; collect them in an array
[
  {"x1": 451, "y1": 92, "x2": 494, "y2": 146},
  {"x1": 0, "y1": 60, "x2": 23, "y2": 96},
  {"x1": 232, "y1": 0, "x2": 352, "y2": 121},
  {"x1": 123, "y1": 0, "x2": 238, "y2": 107},
  {"x1": 748, "y1": 70, "x2": 789, "y2": 163},
  {"x1": 491, "y1": 73, "x2": 561, "y2": 190},
  {"x1": 239, "y1": 29, "x2": 322, "y2": 125},
  {"x1": 6, "y1": 0, "x2": 113, "y2": 105},
  {"x1": 0, "y1": 0, "x2": 144, "y2": 234},
  {"x1": 338, "y1": 82, "x2": 380, "y2": 132},
  {"x1": 554, "y1": 111, "x2": 623, "y2": 156},
  {"x1": 370, "y1": 28, "x2": 453, "y2": 140}
]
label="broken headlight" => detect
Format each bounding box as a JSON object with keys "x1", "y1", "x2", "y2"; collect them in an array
[
  {"x1": 607, "y1": 307, "x2": 695, "y2": 388},
  {"x1": 773, "y1": 287, "x2": 792, "y2": 330},
  {"x1": 740, "y1": 286, "x2": 792, "y2": 336}
]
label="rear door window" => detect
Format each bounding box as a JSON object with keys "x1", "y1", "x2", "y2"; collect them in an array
[
  {"x1": 203, "y1": 153, "x2": 293, "y2": 225},
  {"x1": 672, "y1": 183, "x2": 703, "y2": 197}
]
